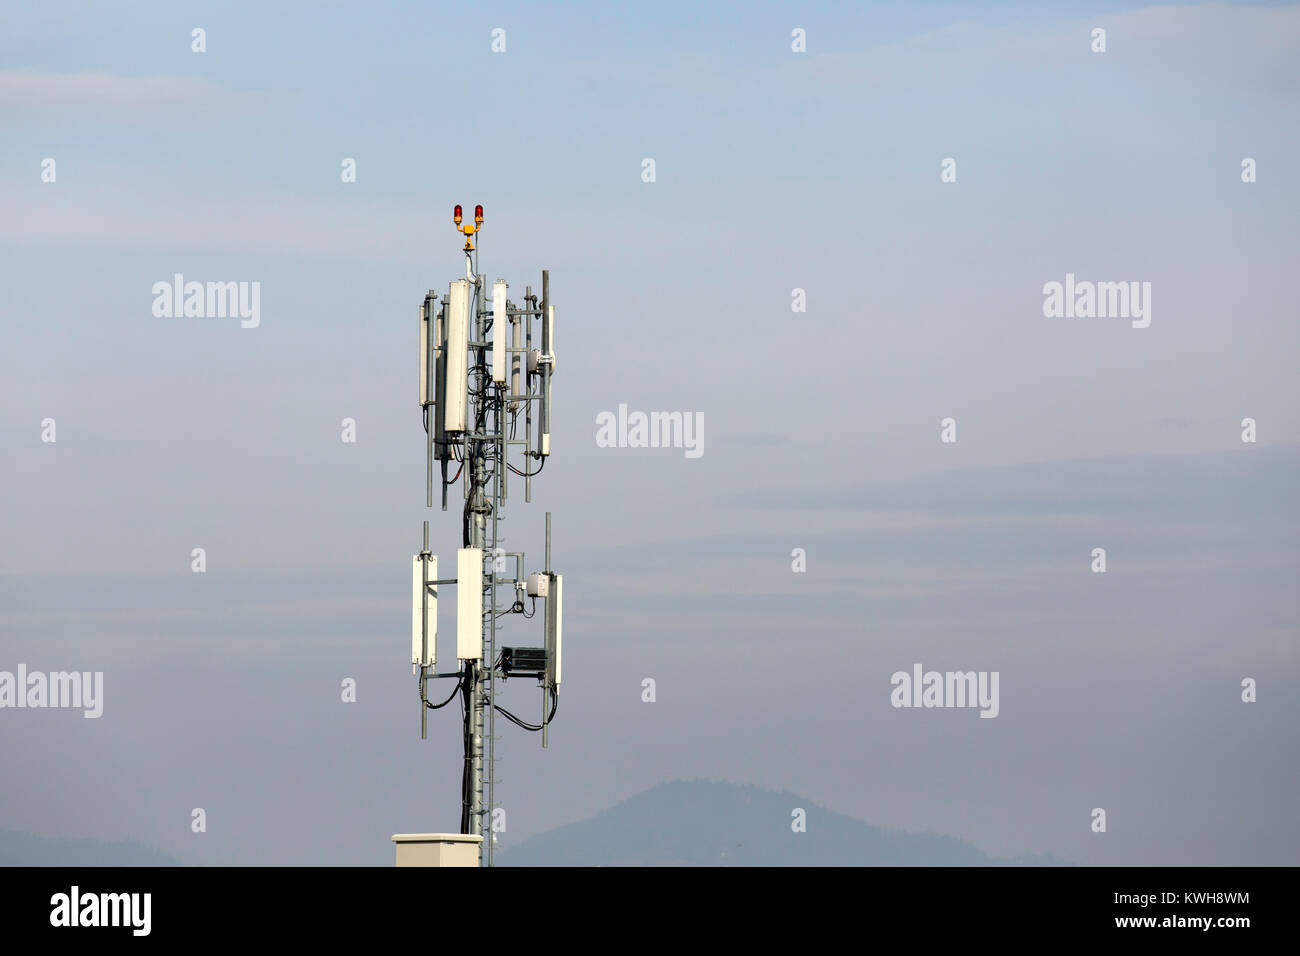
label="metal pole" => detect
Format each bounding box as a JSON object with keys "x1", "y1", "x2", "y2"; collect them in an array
[
  {"x1": 421, "y1": 520, "x2": 429, "y2": 740},
  {"x1": 466, "y1": 273, "x2": 485, "y2": 858},
  {"x1": 487, "y1": 345, "x2": 502, "y2": 867},
  {"x1": 524, "y1": 294, "x2": 533, "y2": 503}
]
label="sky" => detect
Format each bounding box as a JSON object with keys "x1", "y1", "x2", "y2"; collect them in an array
[{"x1": 1, "y1": 0, "x2": 1297, "y2": 866}]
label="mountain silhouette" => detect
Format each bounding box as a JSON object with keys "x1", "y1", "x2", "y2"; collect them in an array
[
  {"x1": 496, "y1": 780, "x2": 1070, "y2": 866},
  {"x1": 0, "y1": 829, "x2": 183, "y2": 866}
]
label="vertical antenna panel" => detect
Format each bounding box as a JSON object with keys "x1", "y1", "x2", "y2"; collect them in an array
[
  {"x1": 411, "y1": 556, "x2": 421, "y2": 674},
  {"x1": 545, "y1": 573, "x2": 562, "y2": 686},
  {"x1": 426, "y1": 555, "x2": 437, "y2": 668},
  {"x1": 412, "y1": 555, "x2": 437, "y2": 673},
  {"x1": 540, "y1": 304, "x2": 553, "y2": 456},
  {"x1": 444, "y1": 280, "x2": 470, "y2": 432},
  {"x1": 457, "y1": 548, "x2": 483, "y2": 660},
  {"x1": 419, "y1": 301, "x2": 429, "y2": 406},
  {"x1": 510, "y1": 309, "x2": 521, "y2": 410},
  {"x1": 491, "y1": 281, "x2": 508, "y2": 383},
  {"x1": 433, "y1": 304, "x2": 449, "y2": 459}
]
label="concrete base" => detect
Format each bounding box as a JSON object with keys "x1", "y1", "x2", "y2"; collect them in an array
[{"x1": 391, "y1": 833, "x2": 483, "y2": 867}]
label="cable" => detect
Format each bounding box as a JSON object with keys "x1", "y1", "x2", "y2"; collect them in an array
[
  {"x1": 423, "y1": 671, "x2": 463, "y2": 709},
  {"x1": 491, "y1": 687, "x2": 557, "y2": 732},
  {"x1": 459, "y1": 668, "x2": 472, "y2": 833},
  {"x1": 508, "y1": 457, "x2": 546, "y2": 479},
  {"x1": 495, "y1": 707, "x2": 539, "y2": 731}
]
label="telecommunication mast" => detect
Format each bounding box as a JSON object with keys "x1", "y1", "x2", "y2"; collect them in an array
[{"x1": 409, "y1": 204, "x2": 563, "y2": 867}]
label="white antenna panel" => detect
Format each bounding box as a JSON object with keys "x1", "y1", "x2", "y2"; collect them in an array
[
  {"x1": 418, "y1": 301, "x2": 429, "y2": 406},
  {"x1": 443, "y1": 280, "x2": 470, "y2": 432},
  {"x1": 546, "y1": 573, "x2": 562, "y2": 686},
  {"x1": 491, "y1": 281, "x2": 508, "y2": 383},
  {"x1": 546, "y1": 305, "x2": 555, "y2": 366},
  {"x1": 412, "y1": 554, "x2": 436, "y2": 673},
  {"x1": 457, "y1": 548, "x2": 483, "y2": 660}
]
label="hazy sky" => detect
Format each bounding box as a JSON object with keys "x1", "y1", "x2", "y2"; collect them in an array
[{"x1": 1, "y1": 1, "x2": 1297, "y2": 865}]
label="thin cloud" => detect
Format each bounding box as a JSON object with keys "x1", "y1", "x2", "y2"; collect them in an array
[
  {"x1": 777, "y1": 3, "x2": 1300, "y2": 99},
  {"x1": 0, "y1": 70, "x2": 263, "y2": 121}
]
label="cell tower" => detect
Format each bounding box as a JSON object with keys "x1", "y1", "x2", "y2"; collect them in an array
[{"x1": 411, "y1": 203, "x2": 562, "y2": 867}]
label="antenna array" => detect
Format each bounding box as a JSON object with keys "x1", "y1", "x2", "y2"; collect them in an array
[{"x1": 411, "y1": 205, "x2": 562, "y2": 866}]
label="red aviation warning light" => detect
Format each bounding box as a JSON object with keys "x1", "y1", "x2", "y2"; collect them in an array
[{"x1": 453, "y1": 202, "x2": 484, "y2": 252}]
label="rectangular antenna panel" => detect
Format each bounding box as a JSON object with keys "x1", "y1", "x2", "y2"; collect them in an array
[
  {"x1": 457, "y1": 548, "x2": 483, "y2": 660},
  {"x1": 510, "y1": 311, "x2": 521, "y2": 410},
  {"x1": 540, "y1": 304, "x2": 554, "y2": 456},
  {"x1": 433, "y1": 304, "x2": 449, "y2": 459},
  {"x1": 545, "y1": 573, "x2": 562, "y2": 686},
  {"x1": 491, "y1": 281, "x2": 508, "y2": 383},
  {"x1": 444, "y1": 280, "x2": 470, "y2": 432},
  {"x1": 419, "y1": 301, "x2": 429, "y2": 406},
  {"x1": 412, "y1": 555, "x2": 436, "y2": 672}
]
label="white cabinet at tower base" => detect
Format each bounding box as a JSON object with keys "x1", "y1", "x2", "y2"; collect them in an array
[{"x1": 390, "y1": 833, "x2": 483, "y2": 867}]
